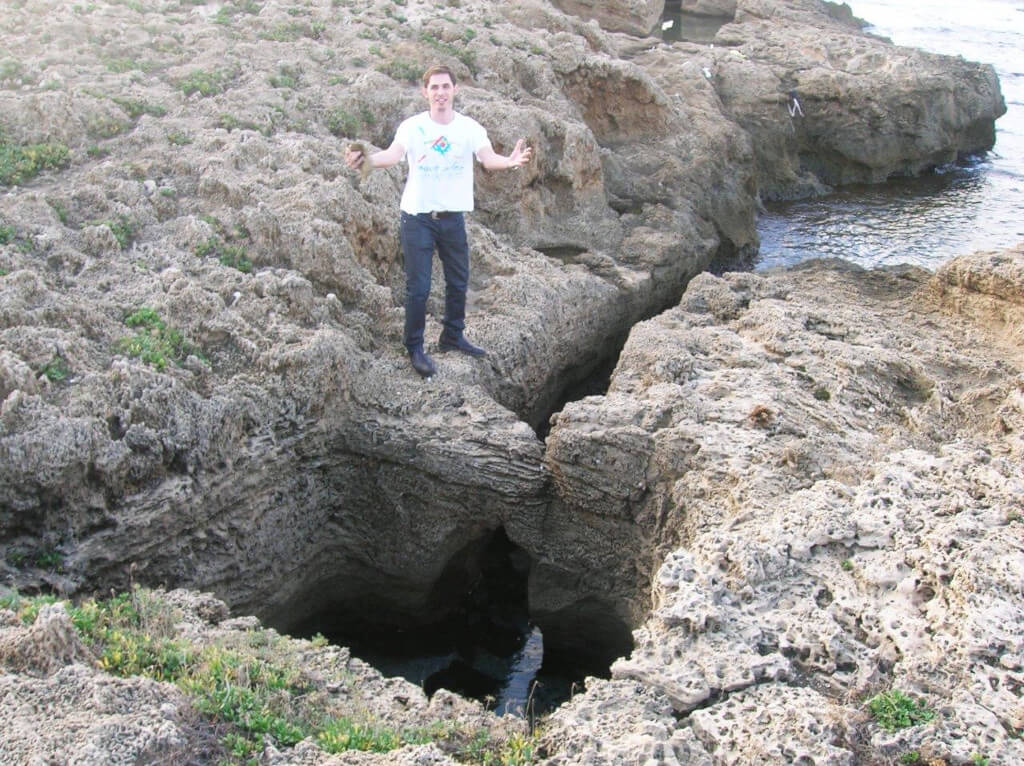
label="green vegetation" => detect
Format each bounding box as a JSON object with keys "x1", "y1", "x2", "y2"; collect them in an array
[
  {"x1": 971, "y1": 755, "x2": 989, "y2": 766},
  {"x1": 813, "y1": 386, "x2": 831, "y2": 401},
  {"x1": 900, "y1": 752, "x2": 921, "y2": 764},
  {"x1": 0, "y1": 128, "x2": 70, "y2": 186},
  {"x1": 167, "y1": 131, "x2": 193, "y2": 146},
  {"x1": 48, "y1": 199, "x2": 70, "y2": 225},
  {"x1": 196, "y1": 220, "x2": 254, "y2": 273},
  {"x1": 317, "y1": 718, "x2": 428, "y2": 754},
  {"x1": 91, "y1": 215, "x2": 139, "y2": 250},
  {"x1": 841, "y1": 559, "x2": 854, "y2": 571},
  {"x1": 867, "y1": 690, "x2": 936, "y2": 732},
  {"x1": 4, "y1": 548, "x2": 64, "y2": 571},
  {"x1": 418, "y1": 31, "x2": 477, "y2": 73},
  {"x1": 112, "y1": 97, "x2": 167, "y2": 120},
  {"x1": 325, "y1": 106, "x2": 375, "y2": 138},
  {"x1": 179, "y1": 68, "x2": 230, "y2": 97},
  {"x1": 35, "y1": 548, "x2": 65, "y2": 571},
  {"x1": 0, "y1": 58, "x2": 36, "y2": 88},
  {"x1": 214, "y1": 0, "x2": 263, "y2": 25},
  {"x1": 0, "y1": 222, "x2": 35, "y2": 253},
  {"x1": 378, "y1": 57, "x2": 422, "y2": 84},
  {"x1": 269, "y1": 64, "x2": 301, "y2": 89},
  {"x1": 116, "y1": 307, "x2": 205, "y2": 371},
  {"x1": 260, "y1": 22, "x2": 307, "y2": 42},
  {"x1": 41, "y1": 355, "x2": 72, "y2": 383},
  {"x1": 0, "y1": 589, "x2": 541, "y2": 764},
  {"x1": 216, "y1": 113, "x2": 260, "y2": 133},
  {"x1": 87, "y1": 115, "x2": 130, "y2": 139}
]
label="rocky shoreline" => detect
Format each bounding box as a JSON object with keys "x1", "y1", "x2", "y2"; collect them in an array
[{"x1": 1, "y1": 0, "x2": 1019, "y2": 763}]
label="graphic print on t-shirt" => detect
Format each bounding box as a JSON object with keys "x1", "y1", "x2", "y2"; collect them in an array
[
  {"x1": 414, "y1": 125, "x2": 465, "y2": 178},
  {"x1": 432, "y1": 136, "x2": 451, "y2": 156}
]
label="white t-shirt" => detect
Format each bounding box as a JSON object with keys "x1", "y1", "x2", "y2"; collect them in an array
[{"x1": 394, "y1": 111, "x2": 491, "y2": 214}]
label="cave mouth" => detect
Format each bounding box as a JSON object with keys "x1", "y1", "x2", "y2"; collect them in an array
[
  {"x1": 660, "y1": 1, "x2": 735, "y2": 44},
  {"x1": 286, "y1": 527, "x2": 624, "y2": 718}
]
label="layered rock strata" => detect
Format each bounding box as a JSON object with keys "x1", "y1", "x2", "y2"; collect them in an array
[{"x1": 0, "y1": 0, "x2": 1016, "y2": 762}]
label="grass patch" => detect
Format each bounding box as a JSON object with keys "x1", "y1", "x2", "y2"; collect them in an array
[
  {"x1": 813, "y1": 386, "x2": 831, "y2": 401},
  {"x1": 269, "y1": 64, "x2": 301, "y2": 89},
  {"x1": 867, "y1": 690, "x2": 936, "y2": 732},
  {"x1": 179, "y1": 68, "x2": 230, "y2": 97},
  {"x1": 0, "y1": 128, "x2": 70, "y2": 186},
  {"x1": 196, "y1": 225, "x2": 254, "y2": 273},
  {"x1": 325, "y1": 106, "x2": 375, "y2": 138},
  {"x1": 377, "y1": 57, "x2": 422, "y2": 84},
  {"x1": 0, "y1": 589, "x2": 540, "y2": 764},
  {"x1": 41, "y1": 355, "x2": 72, "y2": 383},
  {"x1": 260, "y1": 20, "x2": 325, "y2": 43},
  {"x1": 419, "y1": 31, "x2": 477, "y2": 73},
  {"x1": 48, "y1": 199, "x2": 70, "y2": 224},
  {"x1": 0, "y1": 222, "x2": 35, "y2": 253},
  {"x1": 89, "y1": 215, "x2": 139, "y2": 249},
  {"x1": 213, "y1": 0, "x2": 263, "y2": 25},
  {"x1": 87, "y1": 115, "x2": 130, "y2": 139},
  {"x1": 116, "y1": 307, "x2": 205, "y2": 371},
  {"x1": 112, "y1": 97, "x2": 167, "y2": 120}
]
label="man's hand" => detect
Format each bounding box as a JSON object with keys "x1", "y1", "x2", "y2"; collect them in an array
[
  {"x1": 507, "y1": 138, "x2": 532, "y2": 169},
  {"x1": 345, "y1": 142, "x2": 372, "y2": 180}
]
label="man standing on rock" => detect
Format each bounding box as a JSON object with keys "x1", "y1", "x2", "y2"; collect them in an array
[{"x1": 345, "y1": 64, "x2": 532, "y2": 378}]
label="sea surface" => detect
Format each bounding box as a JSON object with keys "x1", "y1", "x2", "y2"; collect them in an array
[{"x1": 755, "y1": 0, "x2": 1024, "y2": 271}]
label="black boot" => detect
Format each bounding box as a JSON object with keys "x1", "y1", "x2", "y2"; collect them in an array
[
  {"x1": 409, "y1": 346, "x2": 437, "y2": 377},
  {"x1": 438, "y1": 332, "x2": 487, "y2": 357}
]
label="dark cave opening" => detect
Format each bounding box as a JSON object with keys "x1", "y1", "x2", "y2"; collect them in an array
[
  {"x1": 660, "y1": 1, "x2": 736, "y2": 44},
  {"x1": 287, "y1": 527, "x2": 623, "y2": 717}
]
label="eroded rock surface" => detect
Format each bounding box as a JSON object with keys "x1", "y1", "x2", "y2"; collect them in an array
[
  {"x1": 0, "y1": 589, "x2": 519, "y2": 765},
  {"x1": 0, "y1": 0, "x2": 1017, "y2": 762},
  {"x1": 542, "y1": 248, "x2": 1024, "y2": 763}
]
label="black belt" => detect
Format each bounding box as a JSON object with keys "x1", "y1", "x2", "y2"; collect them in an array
[{"x1": 423, "y1": 211, "x2": 457, "y2": 219}]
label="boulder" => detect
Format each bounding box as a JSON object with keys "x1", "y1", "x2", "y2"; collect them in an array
[{"x1": 550, "y1": 0, "x2": 666, "y2": 37}]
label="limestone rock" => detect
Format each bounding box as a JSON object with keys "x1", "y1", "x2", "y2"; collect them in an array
[
  {"x1": 0, "y1": 0, "x2": 1015, "y2": 762},
  {"x1": 550, "y1": 0, "x2": 666, "y2": 37},
  {"x1": 542, "y1": 248, "x2": 1024, "y2": 763},
  {"x1": 0, "y1": 602, "x2": 93, "y2": 676},
  {"x1": 681, "y1": 0, "x2": 738, "y2": 17}
]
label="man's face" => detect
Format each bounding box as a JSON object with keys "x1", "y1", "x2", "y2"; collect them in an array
[{"x1": 422, "y1": 73, "x2": 457, "y2": 111}]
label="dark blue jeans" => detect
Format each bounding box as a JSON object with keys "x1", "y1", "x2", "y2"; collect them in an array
[{"x1": 400, "y1": 211, "x2": 469, "y2": 352}]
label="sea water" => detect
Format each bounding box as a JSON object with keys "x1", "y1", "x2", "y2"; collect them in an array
[{"x1": 755, "y1": 0, "x2": 1024, "y2": 270}]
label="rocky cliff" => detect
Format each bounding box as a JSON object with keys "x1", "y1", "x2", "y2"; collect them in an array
[{"x1": 1, "y1": 0, "x2": 1017, "y2": 763}]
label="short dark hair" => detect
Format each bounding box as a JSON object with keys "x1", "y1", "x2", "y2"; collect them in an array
[{"x1": 421, "y1": 64, "x2": 456, "y2": 88}]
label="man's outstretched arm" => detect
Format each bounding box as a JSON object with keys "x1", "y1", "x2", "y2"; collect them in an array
[
  {"x1": 345, "y1": 140, "x2": 405, "y2": 173},
  {"x1": 477, "y1": 138, "x2": 532, "y2": 171}
]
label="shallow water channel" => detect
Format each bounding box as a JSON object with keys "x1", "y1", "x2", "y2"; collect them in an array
[{"x1": 292, "y1": 529, "x2": 593, "y2": 718}]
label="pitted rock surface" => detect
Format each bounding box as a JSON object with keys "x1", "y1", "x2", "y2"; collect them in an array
[
  {"x1": 542, "y1": 249, "x2": 1024, "y2": 763},
  {"x1": 0, "y1": 0, "x2": 1016, "y2": 763}
]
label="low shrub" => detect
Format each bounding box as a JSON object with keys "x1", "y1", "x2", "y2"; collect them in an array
[
  {"x1": 867, "y1": 690, "x2": 936, "y2": 731},
  {"x1": 116, "y1": 307, "x2": 205, "y2": 371},
  {"x1": 0, "y1": 129, "x2": 70, "y2": 186}
]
